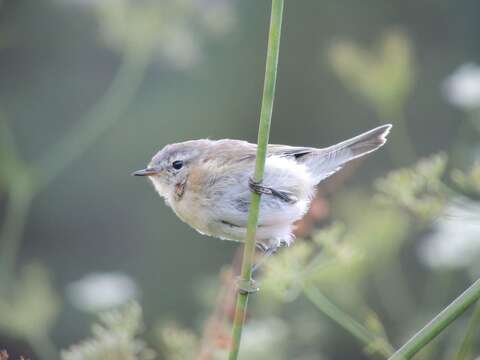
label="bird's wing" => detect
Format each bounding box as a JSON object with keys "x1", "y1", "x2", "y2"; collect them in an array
[
  {"x1": 300, "y1": 124, "x2": 392, "y2": 183},
  {"x1": 207, "y1": 124, "x2": 390, "y2": 185},
  {"x1": 267, "y1": 144, "x2": 316, "y2": 159},
  {"x1": 202, "y1": 141, "x2": 305, "y2": 228}
]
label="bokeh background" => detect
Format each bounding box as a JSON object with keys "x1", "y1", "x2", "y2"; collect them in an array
[{"x1": 1, "y1": 0, "x2": 480, "y2": 359}]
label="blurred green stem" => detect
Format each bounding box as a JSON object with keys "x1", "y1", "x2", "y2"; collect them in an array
[
  {"x1": 303, "y1": 285, "x2": 394, "y2": 358},
  {"x1": 28, "y1": 335, "x2": 59, "y2": 360},
  {"x1": 453, "y1": 301, "x2": 480, "y2": 360},
  {"x1": 0, "y1": 116, "x2": 34, "y2": 287},
  {"x1": 466, "y1": 109, "x2": 480, "y2": 134},
  {"x1": 0, "y1": 45, "x2": 149, "y2": 285},
  {"x1": 374, "y1": 258, "x2": 416, "y2": 326},
  {"x1": 228, "y1": 0, "x2": 283, "y2": 359},
  {"x1": 34, "y1": 44, "x2": 151, "y2": 192},
  {"x1": 0, "y1": 183, "x2": 33, "y2": 288},
  {"x1": 389, "y1": 279, "x2": 480, "y2": 360},
  {"x1": 0, "y1": 45, "x2": 150, "y2": 356}
]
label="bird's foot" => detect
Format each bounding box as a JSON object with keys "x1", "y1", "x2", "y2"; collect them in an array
[
  {"x1": 248, "y1": 177, "x2": 272, "y2": 195},
  {"x1": 249, "y1": 177, "x2": 297, "y2": 203},
  {"x1": 252, "y1": 244, "x2": 279, "y2": 274}
]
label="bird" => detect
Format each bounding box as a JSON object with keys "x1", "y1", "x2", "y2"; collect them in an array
[{"x1": 132, "y1": 124, "x2": 392, "y2": 252}]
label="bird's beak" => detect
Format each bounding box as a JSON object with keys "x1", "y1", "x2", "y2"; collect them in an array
[{"x1": 131, "y1": 167, "x2": 161, "y2": 177}]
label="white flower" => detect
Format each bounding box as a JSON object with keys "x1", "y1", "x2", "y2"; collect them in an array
[
  {"x1": 443, "y1": 63, "x2": 480, "y2": 110},
  {"x1": 239, "y1": 318, "x2": 289, "y2": 359},
  {"x1": 418, "y1": 200, "x2": 480, "y2": 269},
  {"x1": 67, "y1": 272, "x2": 139, "y2": 313}
]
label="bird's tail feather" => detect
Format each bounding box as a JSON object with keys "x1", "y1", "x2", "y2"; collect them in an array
[{"x1": 309, "y1": 124, "x2": 392, "y2": 183}]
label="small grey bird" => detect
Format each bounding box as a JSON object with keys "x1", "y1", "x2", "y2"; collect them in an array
[{"x1": 133, "y1": 124, "x2": 391, "y2": 251}]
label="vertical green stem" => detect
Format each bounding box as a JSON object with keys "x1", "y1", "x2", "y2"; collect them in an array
[
  {"x1": 228, "y1": 0, "x2": 284, "y2": 358},
  {"x1": 389, "y1": 279, "x2": 480, "y2": 360},
  {"x1": 0, "y1": 183, "x2": 33, "y2": 287},
  {"x1": 28, "y1": 335, "x2": 60, "y2": 360},
  {"x1": 0, "y1": 115, "x2": 34, "y2": 288}
]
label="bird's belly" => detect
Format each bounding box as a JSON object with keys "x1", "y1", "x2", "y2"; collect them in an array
[{"x1": 170, "y1": 195, "x2": 212, "y2": 236}]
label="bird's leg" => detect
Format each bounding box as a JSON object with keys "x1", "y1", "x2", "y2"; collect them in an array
[
  {"x1": 252, "y1": 243, "x2": 278, "y2": 274},
  {"x1": 237, "y1": 178, "x2": 286, "y2": 294},
  {"x1": 235, "y1": 243, "x2": 278, "y2": 294}
]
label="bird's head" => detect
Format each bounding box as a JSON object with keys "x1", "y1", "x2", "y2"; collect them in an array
[{"x1": 132, "y1": 140, "x2": 210, "y2": 197}]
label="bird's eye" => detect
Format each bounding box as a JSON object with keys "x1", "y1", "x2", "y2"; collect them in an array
[{"x1": 172, "y1": 160, "x2": 183, "y2": 170}]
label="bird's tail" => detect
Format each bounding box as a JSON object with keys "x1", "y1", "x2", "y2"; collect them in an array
[{"x1": 308, "y1": 124, "x2": 392, "y2": 183}]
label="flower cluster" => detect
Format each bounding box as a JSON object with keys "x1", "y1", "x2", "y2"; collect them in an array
[{"x1": 61, "y1": 303, "x2": 155, "y2": 360}]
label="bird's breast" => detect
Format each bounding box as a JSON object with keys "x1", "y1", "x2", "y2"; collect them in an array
[{"x1": 169, "y1": 179, "x2": 212, "y2": 237}]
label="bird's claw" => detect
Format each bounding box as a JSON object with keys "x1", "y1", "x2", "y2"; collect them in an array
[
  {"x1": 248, "y1": 177, "x2": 272, "y2": 195},
  {"x1": 252, "y1": 244, "x2": 279, "y2": 273}
]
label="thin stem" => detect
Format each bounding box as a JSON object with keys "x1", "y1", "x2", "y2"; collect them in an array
[
  {"x1": 374, "y1": 258, "x2": 416, "y2": 326},
  {"x1": 0, "y1": 112, "x2": 22, "y2": 165},
  {"x1": 389, "y1": 278, "x2": 480, "y2": 360},
  {"x1": 34, "y1": 45, "x2": 150, "y2": 192},
  {"x1": 453, "y1": 301, "x2": 480, "y2": 360},
  {"x1": 228, "y1": 1, "x2": 284, "y2": 359},
  {"x1": 0, "y1": 45, "x2": 149, "y2": 285},
  {"x1": 0, "y1": 115, "x2": 34, "y2": 287},
  {"x1": 303, "y1": 286, "x2": 394, "y2": 358},
  {"x1": 0, "y1": 183, "x2": 33, "y2": 287},
  {"x1": 28, "y1": 335, "x2": 59, "y2": 360},
  {"x1": 466, "y1": 109, "x2": 480, "y2": 135}
]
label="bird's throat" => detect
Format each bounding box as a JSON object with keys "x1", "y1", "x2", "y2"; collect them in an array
[{"x1": 174, "y1": 178, "x2": 187, "y2": 200}]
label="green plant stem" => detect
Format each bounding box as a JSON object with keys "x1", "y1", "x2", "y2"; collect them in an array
[
  {"x1": 34, "y1": 45, "x2": 150, "y2": 192},
  {"x1": 0, "y1": 183, "x2": 33, "y2": 288},
  {"x1": 0, "y1": 46, "x2": 149, "y2": 287},
  {"x1": 303, "y1": 286, "x2": 394, "y2": 358},
  {"x1": 374, "y1": 258, "x2": 416, "y2": 326},
  {"x1": 453, "y1": 301, "x2": 480, "y2": 360},
  {"x1": 466, "y1": 109, "x2": 480, "y2": 135},
  {"x1": 228, "y1": 0, "x2": 284, "y2": 359},
  {"x1": 0, "y1": 116, "x2": 34, "y2": 287},
  {"x1": 28, "y1": 335, "x2": 60, "y2": 360},
  {"x1": 389, "y1": 279, "x2": 480, "y2": 360},
  {"x1": 0, "y1": 42, "x2": 150, "y2": 360}
]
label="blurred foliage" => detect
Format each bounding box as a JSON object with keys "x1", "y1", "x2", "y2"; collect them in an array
[
  {"x1": 0, "y1": 263, "x2": 59, "y2": 340},
  {"x1": 156, "y1": 322, "x2": 199, "y2": 360},
  {"x1": 61, "y1": 303, "x2": 155, "y2": 360},
  {"x1": 1, "y1": 1, "x2": 480, "y2": 359},
  {"x1": 261, "y1": 204, "x2": 408, "y2": 301},
  {"x1": 90, "y1": 0, "x2": 235, "y2": 68},
  {"x1": 375, "y1": 153, "x2": 448, "y2": 220},
  {"x1": 328, "y1": 28, "x2": 417, "y2": 168},
  {"x1": 452, "y1": 162, "x2": 480, "y2": 198},
  {"x1": 328, "y1": 29, "x2": 413, "y2": 115}
]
